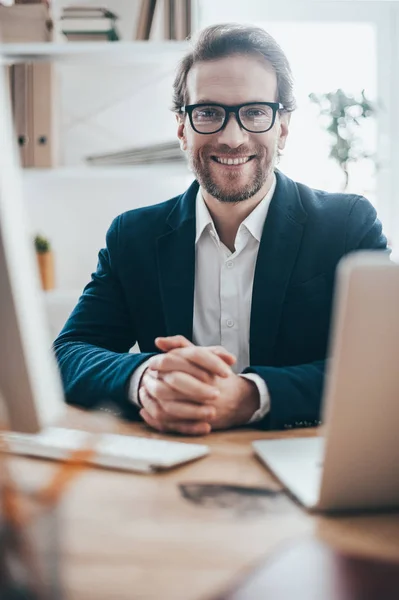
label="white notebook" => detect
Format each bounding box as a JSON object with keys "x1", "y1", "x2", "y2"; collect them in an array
[{"x1": 1, "y1": 427, "x2": 210, "y2": 473}]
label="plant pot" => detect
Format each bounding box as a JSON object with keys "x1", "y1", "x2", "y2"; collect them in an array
[{"x1": 36, "y1": 251, "x2": 55, "y2": 290}]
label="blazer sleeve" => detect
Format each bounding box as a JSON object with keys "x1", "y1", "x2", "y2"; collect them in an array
[
  {"x1": 53, "y1": 216, "x2": 156, "y2": 418},
  {"x1": 244, "y1": 195, "x2": 388, "y2": 431}
]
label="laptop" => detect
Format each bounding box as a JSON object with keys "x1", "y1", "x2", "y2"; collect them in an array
[{"x1": 253, "y1": 251, "x2": 399, "y2": 512}]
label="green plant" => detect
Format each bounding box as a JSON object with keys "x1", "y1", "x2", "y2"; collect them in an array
[
  {"x1": 308, "y1": 89, "x2": 377, "y2": 190},
  {"x1": 34, "y1": 235, "x2": 51, "y2": 254}
]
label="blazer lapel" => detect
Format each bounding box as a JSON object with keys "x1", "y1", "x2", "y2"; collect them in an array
[
  {"x1": 157, "y1": 181, "x2": 198, "y2": 340},
  {"x1": 250, "y1": 171, "x2": 307, "y2": 365}
]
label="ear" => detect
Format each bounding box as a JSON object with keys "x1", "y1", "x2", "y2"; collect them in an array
[
  {"x1": 176, "y1": 113, "x2": 188, "y2": 151},
  {"x1": 277, "y1": 112, "x2": 291, "y2": 152}
]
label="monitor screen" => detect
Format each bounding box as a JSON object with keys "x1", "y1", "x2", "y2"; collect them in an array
[{"x1": 0, "y1": 64, "x2": 65, "y2": 433}]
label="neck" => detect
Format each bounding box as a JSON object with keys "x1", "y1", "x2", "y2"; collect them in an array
[{"x1": 202, "y1": 172, "x2": 275, "y2": 252}]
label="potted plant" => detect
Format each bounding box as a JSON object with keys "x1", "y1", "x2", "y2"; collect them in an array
[
  {"x1": 34, "y1": 234, "x2": 55, "y2": 290},
  {"x1": 308, "y1": 89, "x2": 378, "y2": 191}
]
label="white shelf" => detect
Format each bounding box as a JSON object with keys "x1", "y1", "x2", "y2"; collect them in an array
[
  {"x1": 21, "y1": 164, "x2": 192, "y2": 180},
  {"x1": 0, "y1": 41, "x2": 189, "y2": 65}
]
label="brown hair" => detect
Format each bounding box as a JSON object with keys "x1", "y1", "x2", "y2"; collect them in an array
[{"x1": 172, "y1": 23, "x2": 296, "y2": 113}]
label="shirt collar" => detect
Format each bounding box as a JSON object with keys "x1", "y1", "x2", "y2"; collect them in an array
[
  {"x1": 241, "y1": 173, "x2": 276, "y2": 242},
  {"x1": 195, "y1": 189, "x2": 216, "y2": 244},
  {"x1": 195, "y1": 173, "x2": 277, "y2": 245}
]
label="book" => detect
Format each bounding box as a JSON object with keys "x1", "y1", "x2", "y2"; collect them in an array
[
  {"x1": 0, "y1": 4, "x2": 52, "y2": 43},
  {"x1": 60, "y1": 6, "x2": 120, "y2": 42},
  {"x1": 135, "y1": 0, "x2": 157, "y2": 40},
  {"x1": 174, "y1": 0, "x2": 190, "y2": 40},
  {"x1": 61, "y1": 16, "x2": 120, "y2": 41},
  {"x1": 62, "y1": 6, "x2": 117, "y2": 20},
  {"x1": 164, "y1": 0, "x2": 175, "y2": 41},
  {"x1": 63, "y1": 32, "x2": 119, "y2": 42},
  {"x1": 60, "y1": 17, "x2": 117, "y2": 32},
  {"x1": 164, "y1": 0, "x2": 191, "y2": 40}
]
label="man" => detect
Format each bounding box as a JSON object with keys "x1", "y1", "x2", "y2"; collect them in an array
[{"x1": 54, "y1": 24, "x2": 387, "y2": 435}]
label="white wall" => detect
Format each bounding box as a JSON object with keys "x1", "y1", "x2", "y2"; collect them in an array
[{"x1": 23, "y1": 166, "x2": 193, "y2": 291}]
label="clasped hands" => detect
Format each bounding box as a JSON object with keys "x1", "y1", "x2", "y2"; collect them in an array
[{"x1": 138, "y1": 335, "x2": 260, "y2": 435}]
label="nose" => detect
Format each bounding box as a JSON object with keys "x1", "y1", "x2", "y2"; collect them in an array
[{"x1": 216, "y1": 112, "x2": 249, "y2": 148}]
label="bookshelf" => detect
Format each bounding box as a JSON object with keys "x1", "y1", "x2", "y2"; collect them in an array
[
  {"x1": 0, "y1": 41, "x2": 189, "y2": 65},
  {"x1": 22, "y1": 164, "x2": 191, "y2": 180}
]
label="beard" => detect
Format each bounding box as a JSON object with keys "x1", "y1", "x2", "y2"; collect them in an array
[{"x1": 187, "y1": 138, "x2": 278, "y2": 203}]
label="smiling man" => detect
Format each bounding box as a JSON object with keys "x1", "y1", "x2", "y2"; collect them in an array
[{"x1": 54, "y1": 24, "x2": 387, "y2": 435}]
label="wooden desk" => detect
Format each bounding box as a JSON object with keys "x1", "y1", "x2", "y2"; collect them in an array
[{"x1": 7, "y1": 410, "x2": 399, "y2": 600}]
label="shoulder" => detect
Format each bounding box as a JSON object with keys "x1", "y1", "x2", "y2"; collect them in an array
[
  {"x1": 117, "y1": 196, "x2": 180, "y2": 231},
  {"x1": 295, "y1": 181, "x2": 380, "y2": 239},
  {"x1": 105, "y1": 195, "x2": 181, "y2": 247},
  {"x1": 292, "y1": 180, "x2": 386, "y2": 251},
  {"x1": 296, "y1": 180, "x2": 373, "y2": 219}
]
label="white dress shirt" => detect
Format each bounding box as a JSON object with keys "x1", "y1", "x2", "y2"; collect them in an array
[{"x1": 130, "y1": 174, "x2": 277, "y2": 423}]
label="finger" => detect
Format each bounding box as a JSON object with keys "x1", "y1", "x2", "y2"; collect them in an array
[
  {"x1": 140, "y1": 409, "x2": 211, "y2": 436},
  {"x1": 155, "y1": 335, "x2": 193, "y2": 352},
  {"x1": 161, "y1": 371, "x2": 220, "y2": 401},
  {"x1": 141, "y1": 385, "x2": 214, "y2": 422},
  {"x1": 139, "y1": 407, "x2": 167, "y2": 433},
  {"x1": 139, "y1": 387, "x2": 169, "y2": 421},
  {"x1": 162, "y1": 398, "x2": 216, "y2": 421},
  {"x1": 155, "y1": 337, "x2": 236, "y2": 368},
  {"x1": 148, "y1": 354, "x2": 215, "y2": 384},
  {"x1": 207, "y1": 346, "x2": 237, "y2": 366},
  {"x1": 144, "y1": 371, "x2": 219, "y2": 404},
  {"x1": 142, "y1": 372, "x2": 187, "y2": 402},
  {"x1": 177, "y1": 346, "x2": 232, "y2": 378}
]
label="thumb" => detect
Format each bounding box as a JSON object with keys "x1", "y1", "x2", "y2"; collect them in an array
[{"x1": 155, "y1": 335, "x2": 194, "y2": 352}]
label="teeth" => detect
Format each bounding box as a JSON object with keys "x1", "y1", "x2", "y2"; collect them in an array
[{"x1": 215, "y1": 157, "x2": 250, "y2": 165}]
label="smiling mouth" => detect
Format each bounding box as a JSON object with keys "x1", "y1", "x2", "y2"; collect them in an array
[{"x1": 211, "y1": 156, "x2": 255, "y2": 166}]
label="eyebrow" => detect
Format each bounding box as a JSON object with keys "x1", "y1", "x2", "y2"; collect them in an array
[
  {"x1": 194, "y1": 99, "x2": 220, "y2": 104},
  {"x1": 193, "y1": 99, "x2": 273, "y2": 105}
]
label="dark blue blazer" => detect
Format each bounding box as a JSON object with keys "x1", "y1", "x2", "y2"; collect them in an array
[{"x1": 53, "y1": 170, "x2": 387, "y2": 430}]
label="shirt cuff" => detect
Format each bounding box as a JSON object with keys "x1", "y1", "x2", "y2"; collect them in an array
[
  {"x1": 128, "y1": 359, "x2": 152, "y2": 407},
  {"x1": 239, "y1": 373, "x2": 270, "y2": 424}
]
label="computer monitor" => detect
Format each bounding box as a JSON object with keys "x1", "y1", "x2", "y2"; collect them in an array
[{"x1": 0, "y1": 64, "x2": 65, "y2": 433}]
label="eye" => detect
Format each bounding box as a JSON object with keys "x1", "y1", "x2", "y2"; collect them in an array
[
  {"x1": 197, "y1": 109, "x2": 218, "y2": 118},
  {"x1": 192, "y1": 106, "x2": 224, "y2": 121},
  {"x1": 244, "y1": 108, "x2": 267, "y2": 118}
]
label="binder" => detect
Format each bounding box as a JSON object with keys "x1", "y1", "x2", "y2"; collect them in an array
[
  {"x1": 11, "y1": 63, "x2": 34, "y2": 168},
  {"x1": 31, "y1": 62, "x2": 56, "y2": 168}
]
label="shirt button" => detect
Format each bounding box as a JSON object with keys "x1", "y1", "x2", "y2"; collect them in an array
[
  {"x1": 226, "y1": 260, "x2": 234, "y2": 269},
  {"x1": 226, "y1": 319, "x2": 234, "y2": 328},
  {"x1": 210, "y1": 230, "x2": 216, "y2": 238}
]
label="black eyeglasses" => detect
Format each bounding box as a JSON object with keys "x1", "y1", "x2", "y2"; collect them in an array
[{"x1": 180, "y1": 102, "x2": 284, "y2": 134}]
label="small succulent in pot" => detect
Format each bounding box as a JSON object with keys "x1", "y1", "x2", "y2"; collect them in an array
[
  {"x1": 34, "y1": 234, "x2": 54, "y2": 290},
  {"x1": 34, "y1": 234, "x2": 51, "y2": 254}
]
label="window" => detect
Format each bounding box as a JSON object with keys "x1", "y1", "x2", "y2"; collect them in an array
[{"x1": 260, "y1": 22, "x2": 377, "y2": 208}]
